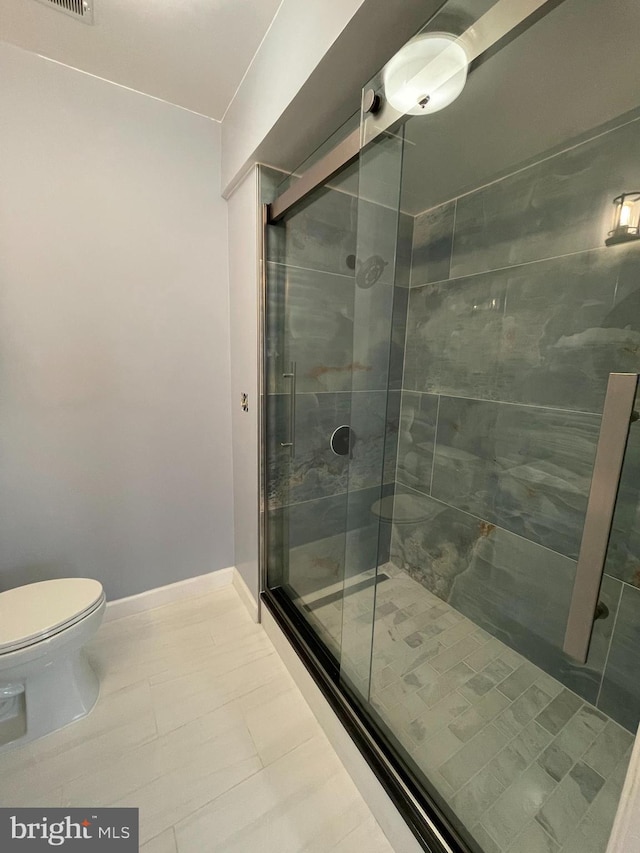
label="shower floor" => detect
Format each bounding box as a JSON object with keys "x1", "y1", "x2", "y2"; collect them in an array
[{"x1": 298, "y1": 560, "x2": 634, "y2": 853}]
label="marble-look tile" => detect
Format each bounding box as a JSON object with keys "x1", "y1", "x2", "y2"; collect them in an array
[
  {"x1": 410, "y1": 200, "x2": 455, "y2": 287},
  {"x1": 395, "y1": 493, "x2": 621, "y2": 706},
  {"x1": 597, "y1": 584, "x2": 640, "y2": 732},
  {"x1": 536, "y1": 689, "x2": 582, "y2": 736},
  {"x1": 458, "y1": 672, "x2": 495, "y2": 704},
  {"x1": 487, "y1": 722, "x2": 553, "y2": 788},
  {"x1": 404, "y1": 691, "x2": 470, "y2": 746},
  {"x1": 328, "y1": 816, "x2": 395, "y2": 853},
  {"x1": 431, "y1": 395, "x2": 601, "y2": 559},
  {"x1": 470, "y1": 823, "x2": 502, "y2": 853},
  {"x1": 0, "y1": 680, "x2": 158, "y2": 805},
  {"x1": 267, "y1": 390, "x2": 395, "y2": 507},
  {"x1": 151, "y1": 650, "x2": 279, "y2": 736},
  {"x1": 265, "y1": 263, "x2": 354, "y2": 396},
  {"x1": 267, "y1": 486, "x2": 393, "y2": 613},
  {"x1": 562, "y1": 750, "x2": 632, "y2": 853},
  {"x1": 395, "y1": 212, "x2": 414, "y2": 290},
  {"x1": 450, "y1": 115, "x2": 640, "y2": 278},
  {"x1": 507, "y1": 821, "x2": 559, "y2": 853},
  {"x1": 429, "y1": 634, "x2": 483, "y2": 674},
  {"x1": 483, "y1": 763, "x2": 557, "y2": 848},
  {"x1": 582, "y1": 720, "x2": 634, "y2": 778},
  {"x1": 537, "y1": 742, "x2": 574, "y2": 783},
  {"x1": 266, "y1": 391, "x2": 349, "y2": 506},
  {"x1": 411, "y1": 725, "x2": 465, "y2": 773},
  {"x1": 553, "y1": 705, "x2": 608, "y2": 761},
  {"x1": 497, "y1": 250, "x2": 627, "y2": 413},
  {"x1": 63, "y1": 699, "x2": 260, "y2": 808},
  {"x1": 404, "y1": 246, "x2": 640, "y2": 416},
  {"x1": 416, "y1": 662, "x2": 475, "y2": 709},
  {"x1": 266, "y1": 188, "x2": 357, "y2": 277},
  {"x1": 535, "y1": 762, "x2": 605, "y2": 845},
  {"x1": 403, "y1": 270, "x2": 507, "y2": 399},
  {"x1": 389, "y1": 486, "x2": 488, "y2": 601},
  {"x1": 388, "y1": 287, "x2": 409, "y2": 394},
  {"x1": 113, "y1": 753, "x2": 263, "y2": 845},
  {"x1": 243, "y1": 685, "x2": 318, "y2": 767},
  {"x1": 494, "y1": 684, "x2": 554, "y2": 738},
  {"x1": 497, "y1": 663, "x2": 542, "y2": 701},
  {"x1": 440, "y1": 724, "x2": 509, "y2": 791},
  {"x1": 396, "y1": 391, "x2": 439, "y2": 493},
  {"x1": 606, "y1": 408, "x2": 640, "y2": 589},
  {"x1": 452, "y1": 766, "x2": 505, "y2": 827},
  {"x1": 174, "y1": 734, "x2": 372, "y2": 853},
  {"x1": 140, "y1": 828, "x2": 177, "y2": 853}
]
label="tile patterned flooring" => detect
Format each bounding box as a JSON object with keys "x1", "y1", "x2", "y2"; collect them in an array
[
  {"x1": 0, "y1": 586, "x2": 394, "y2": 853},
  {"x1": 306, "y1": 562, "x2": 634, "y2": 853}
]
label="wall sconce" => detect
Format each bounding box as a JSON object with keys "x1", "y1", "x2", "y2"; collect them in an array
[
  {"x1": 605, "y1": 192, "x2": 640, "y2": 246},
  {"x1": 383, "y1": 32, "x2": 468, "y2": 116}
]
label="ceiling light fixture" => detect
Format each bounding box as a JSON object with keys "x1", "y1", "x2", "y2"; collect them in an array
[{"x1": 383, "y1": 32, "x2": 468, "y2": 116}]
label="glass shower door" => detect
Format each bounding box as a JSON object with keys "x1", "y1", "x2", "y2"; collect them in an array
[
  {"x1": 264, "y1": 161, "x2": 364, "y2": 659},
  {"x1": 336, "y1": 129, "x2": 408, "y2": 700},
  {"x1": 264, "y1": 2, "x2": 640, "y2": 851},
  {"x1": 357, "y1": 1, "x2": 640, "y2": 851}
]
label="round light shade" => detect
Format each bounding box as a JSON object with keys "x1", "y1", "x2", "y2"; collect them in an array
[{"x1": 383, "y1": 32, "x2": 468, "y2": 116}]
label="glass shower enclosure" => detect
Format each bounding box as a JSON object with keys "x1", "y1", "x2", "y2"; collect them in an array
[{"x1": 262, "y1": 1, "x2": 640, "y2": 851}]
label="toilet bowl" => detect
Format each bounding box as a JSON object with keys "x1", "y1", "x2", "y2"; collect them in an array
[{"x1": 0, "y1": 578, "x2": 106, "y2": 751}]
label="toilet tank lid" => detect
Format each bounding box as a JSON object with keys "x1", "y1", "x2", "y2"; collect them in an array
[{"x1": 0, "y1": 578, "x2": 104, "y2": 649}]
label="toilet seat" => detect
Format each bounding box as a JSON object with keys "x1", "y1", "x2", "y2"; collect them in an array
[{"x1": 0, "y1": 579, "x2": 105, "y2": 656}]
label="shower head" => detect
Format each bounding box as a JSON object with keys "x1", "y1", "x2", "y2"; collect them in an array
[{"x1": 356, "y1": 255, "x2": 388, "y2": 289}]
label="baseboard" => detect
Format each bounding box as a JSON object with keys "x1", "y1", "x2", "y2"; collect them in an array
[
  {"x1": 104, "y1": 567, "x2": 234, "y2": 622},
  {"x1": 261, "y1": 604, "x2": 423, "y2": 853},
  {"x1": 232, "y1": 568, "x2": 259, "y2": 623}
]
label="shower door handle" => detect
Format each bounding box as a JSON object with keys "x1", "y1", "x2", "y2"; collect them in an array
[
  {"x1": 563, "y1": 372, "x2": 639, "y2": 663},
  {"x1": 280, "y1": 362, "x2": 296, "y2": 457}
]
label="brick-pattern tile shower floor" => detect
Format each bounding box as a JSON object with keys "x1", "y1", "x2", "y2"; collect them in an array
[{"x1": 307, "y1": 562, "x2": 633, "y2": 853}]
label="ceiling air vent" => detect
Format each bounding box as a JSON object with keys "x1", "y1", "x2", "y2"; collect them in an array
[{"x1": 34, "y1": 0, "x2": 94, "y2": 24}]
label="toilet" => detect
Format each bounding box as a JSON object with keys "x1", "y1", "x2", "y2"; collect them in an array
[{"x1": 0, "y1": 578, "x2": 106, "y2": 750}]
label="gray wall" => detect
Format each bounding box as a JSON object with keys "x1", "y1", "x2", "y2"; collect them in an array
[
  {"x1": 0, "y1": 43, "x2": 234, "y2": 601},
  {"x1": 392, "y1": 112, "x2": 640, "y2": 731}
]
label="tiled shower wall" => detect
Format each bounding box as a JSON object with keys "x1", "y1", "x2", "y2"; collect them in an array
[
  {"x1": 392, "y1": 113, "x2": 640, "y2": 732},
  {"x1": 265, "y1": 178, "x2": 411, "y2": 602}
]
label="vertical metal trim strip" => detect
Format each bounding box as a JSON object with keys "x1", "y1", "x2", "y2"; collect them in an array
[
  {"x1": 564, "y1": 372, "x2": 639, "y2": 662},
  {"x1": 258, "y1": 197, "x2": 269, "y2": 603}
]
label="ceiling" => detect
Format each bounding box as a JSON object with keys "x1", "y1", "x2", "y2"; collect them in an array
[{"x1": 0, "y1": 0, "x2": 282, "y2": 120}]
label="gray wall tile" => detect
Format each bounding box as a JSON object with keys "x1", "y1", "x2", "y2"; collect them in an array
[
  {"x1": 606, "y1": 397, "x2": 640, "y2": 586},
  {"x1": 431, "y1": 396, "x2": 601, "y2": 559},
  {"x1": 396, "y1": 392, "x2": 439, "y2": 494},
  {"x1": 388, "y1": 486, "x2": 621, "y2": 705},
  {"x1": 411, "y1": 200, "x2": 455, "y2": 287},
  {"x1": 266, "y1": 484, "x2": 393, "y2": 597},
  {"x1": 497, "y1": 251, "x2": 624, "y2": 413},
  {"x1": 451, "y1": 117, "x2": 640, "y2": 278},
  {"x1": 266, "y1": 262, "x2": 355, "y2": 395},
  {"x1": 597, "y1": 584, "x2": 640, "y2": 731},
  {"x1": 266, "y1": 187, "x2": 357, "y2": 276},
  {"x1": 267, "y1": 390, "x2": 398, "y2": 508},
  {"x1": 403, "y1": 270, "x2": 507, "y2": 399}
]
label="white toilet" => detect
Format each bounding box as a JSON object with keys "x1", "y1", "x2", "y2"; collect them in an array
[{"x1": 0, "y1": 578, "x2": 106, "y2": 751}]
